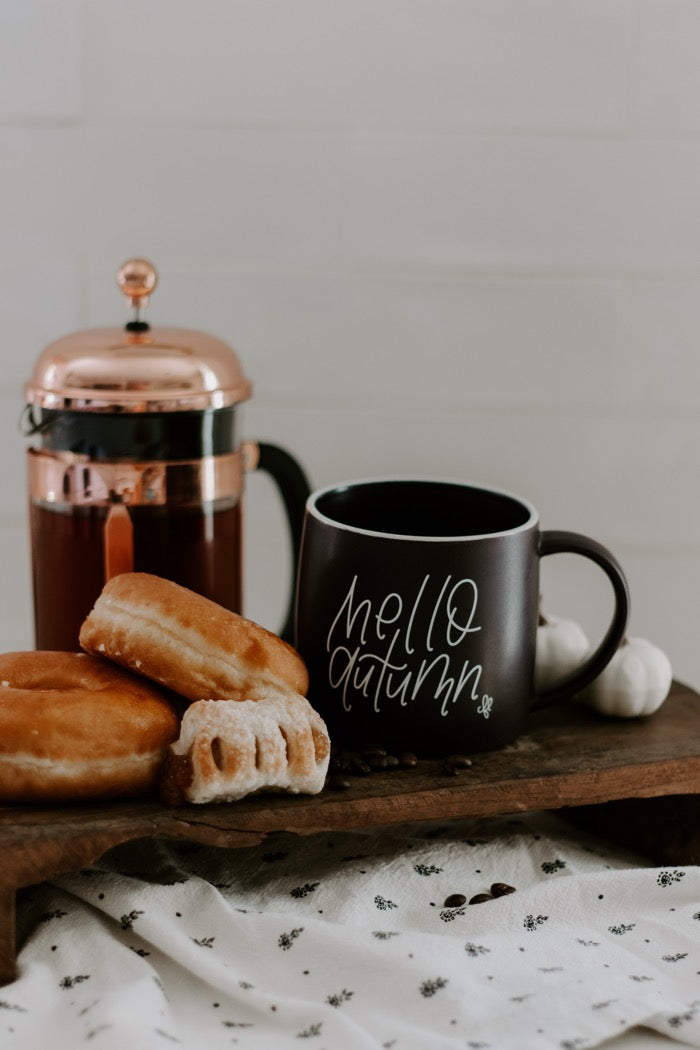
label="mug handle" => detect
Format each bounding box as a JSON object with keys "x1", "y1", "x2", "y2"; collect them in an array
[
  {"x1": 532, "y1": 530, "x2": 630, "y2": 709},
  {"x1": 248, "y1": 441, "x2": 312, "y2": 643}
]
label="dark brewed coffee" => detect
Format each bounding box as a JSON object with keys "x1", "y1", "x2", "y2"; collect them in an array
[{"x1": 30, "y1": 499, "x2": 241, "y2": 651}]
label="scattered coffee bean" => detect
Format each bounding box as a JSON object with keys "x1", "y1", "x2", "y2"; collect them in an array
[
  {"x1": 442, "y1": 753, "x2": 474, "y2": 775},
  {"x1": 324, "y1": 741, "x2": 432, "y2": 789},
  {"x1": 490, "y1": 882, "x2": 516, "y2": 898},
  {"x1": 468, "y1": 893, "x2": 493, "y2": 905},
  {"x1": 326, "y1": 774, "x2": 352, "y2": 791},
  {"x1": 446, "y1": 754, "x2": 473, "y2": 769},
  {"x1": 443, "y1": 893, "x2": 467, "y2": 908},
  {"x1": 362, "y1": 745, "x2": 387, "y2": 760}
]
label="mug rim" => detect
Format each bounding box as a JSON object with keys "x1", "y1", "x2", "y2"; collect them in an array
[{"x1": 306, "y1": 475, "x2": 539, "y2": 542}]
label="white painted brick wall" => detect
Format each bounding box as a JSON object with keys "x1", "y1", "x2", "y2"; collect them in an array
[{"x1": 0, "y1": 0, "x2": 697, "y2": 689}]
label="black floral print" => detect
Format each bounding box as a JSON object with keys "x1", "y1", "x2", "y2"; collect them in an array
[
  {"x1": 290, "y1": 881, "x2": 320, "y2": 898},
  {"x1": 0, "y1": 1000, "x2": 27, "y2": 1013},
  {"x1": 262, "y1": 850, "x2": 288, "y2": 863},
  {"x1": 439, "y1": 905, "x2": 466, "y2": 922},
  {"x1": 278, "y1": 927, "x2": 304, "y2": 950},
  {"x1": 297, "y1": 1022, "x2": 322, "y2": 1038},
  {"x1": 413, "y1": 863, "x2": 443, "y2": 876},
  {"x1": 523, "y1": 914, "x2": 548, "y2": 931},
  {"x1": 667, "y1": 1002, "x2": 700, "y2": 1028},
  {"x1": 59, "y1": 975, "x2": 90, "y2": 989},
  {"x1": 541, "y1": 859, "x2": 566, "y2": 874},
  {"x1": 464, "y1": 943, "x2": 490, "y2": 957},
  {"x1": 119, "y1": 909, "x2": 144, "y2": 931},
  {"x1": 39, "y1": 908, "x2": 67, "y2": 922},
  {"x1": 374, "y1": 894, "x2": 398, "y2": 910},
  {"x1": 657, "y1": 870, "x2": 686, "y2": 887},
  {"x1": 419, "y1": 977, "x2": 448, "y2": 997},
  {"x1": 326, "y1": 989, "x2": 354, "y2": 1007},
  {"x1": 608, "y1": 923, "x2": 635, "y2": 935}
]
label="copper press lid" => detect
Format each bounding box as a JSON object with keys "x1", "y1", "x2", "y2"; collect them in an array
[{"x1": 24, "y1": 259, "x2": 253, "y2": 413}]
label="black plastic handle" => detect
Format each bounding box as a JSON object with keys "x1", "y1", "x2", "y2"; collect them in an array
[
  {"x1": 532, "y1": 530, "x2": 630, "y2": 709},
  {"x1": 254, "y1": 441, "x2": 312, "y2": 643}
]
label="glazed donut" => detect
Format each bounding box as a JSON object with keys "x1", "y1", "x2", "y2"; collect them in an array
[
  {"x1": 0, "y1": 651, "x2": 180, "y2": 803},
  {"x1": 79, "y1": 573, "x2": 309, "y2": 704}
]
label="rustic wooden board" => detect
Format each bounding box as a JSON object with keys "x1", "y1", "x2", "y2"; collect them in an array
[{"x1": 1, "y1": 680, "x2": 698, "y2": 985}]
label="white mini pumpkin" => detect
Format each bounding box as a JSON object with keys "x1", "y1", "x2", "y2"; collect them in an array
[
  {"x1": 579, "y1": 636, "x2": 672, "y2": 718},
  {"x1": 534, "y1": 612, "x2": 590, "y2": 692}
]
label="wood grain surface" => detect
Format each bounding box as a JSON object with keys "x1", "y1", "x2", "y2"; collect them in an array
[{"x1": 1, "y1": 680, "x2": 698, "y2": 984}]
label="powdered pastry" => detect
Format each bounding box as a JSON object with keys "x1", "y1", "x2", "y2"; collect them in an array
[{"x1": 159, "y1": 687, "x2": 331, "y2": 805}]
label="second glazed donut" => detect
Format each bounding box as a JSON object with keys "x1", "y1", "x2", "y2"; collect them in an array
[{"x1": 79, "y1": 573, "x2": 309, "y2": 704}]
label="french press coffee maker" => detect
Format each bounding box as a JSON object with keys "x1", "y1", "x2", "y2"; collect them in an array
[{"x1": 23, "y1": 259, "x2": 310, "y2": 651}]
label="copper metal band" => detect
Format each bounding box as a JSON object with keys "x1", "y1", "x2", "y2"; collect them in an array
[{"x1": 27, "y1": 448, "x2": 243, "y2": 508}]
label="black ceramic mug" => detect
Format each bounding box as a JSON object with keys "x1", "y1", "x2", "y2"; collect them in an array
[{"x1": 294, "y1": 478, "x2": 630, "y2": 756}]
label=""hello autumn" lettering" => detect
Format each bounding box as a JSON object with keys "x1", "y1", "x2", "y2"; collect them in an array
[{"x1": 325, "y1": 574, "x2": 494, "y2": 719}]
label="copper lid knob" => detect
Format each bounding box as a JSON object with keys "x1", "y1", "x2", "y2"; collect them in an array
[{"x1": 116, "y1": 258, "x2": 158, "y2": 312}]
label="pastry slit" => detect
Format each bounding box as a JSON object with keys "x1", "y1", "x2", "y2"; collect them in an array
[{"x1": 210, "y1": 736, "x2": 226, "y2": 771}]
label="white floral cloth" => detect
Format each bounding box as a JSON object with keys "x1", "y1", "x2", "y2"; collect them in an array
[{"x1": 4, "y1": 811, "x2": 700, "y2": 1050}]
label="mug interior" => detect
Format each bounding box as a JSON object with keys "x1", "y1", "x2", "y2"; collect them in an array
[{"x1": 312, "y1": 479, "x2": 534, "y2": 539}]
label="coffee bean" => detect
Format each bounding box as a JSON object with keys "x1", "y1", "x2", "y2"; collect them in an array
[
  {"x1": 446, "y1": 754, "x2": 473, "y2": 769},
  {"x1": 326, "y1": 774, "x2": 352, "y2": 791},
  {"x1": 468, "y1": 893, "x2": 493, "y2": 905},
  {"x1": 490, "y1": 882, "x2": 516, "y2": 898},
  {"x1": 442, "y1": 759, "x2": 471, "y2": 776},
  {"x1": 330, "y1": 743, "x2": 418, "y2": 777},
  {"x1": 329, "y1": 753, "x2": 353, "y2": 773},
  {"x1": 442, "y1": 753, "x2": 474, "y2": 776},
  {"x1": 443, "y1": 893, "x2": 467, "y2": 908},
  {"x1": 362, "y1": 745, "x2": 387, "y2": 759}
]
